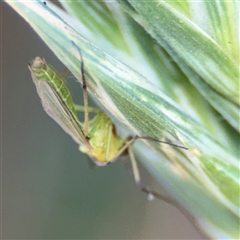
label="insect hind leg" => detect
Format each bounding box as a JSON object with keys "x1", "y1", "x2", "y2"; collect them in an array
[{"x1": 127, "y1": 145, "x2": 160, "y2": 200}]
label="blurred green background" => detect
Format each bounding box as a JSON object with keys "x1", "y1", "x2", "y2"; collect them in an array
[{"x1": 2, "y1": 3, "x2": 203, "y2": 239}]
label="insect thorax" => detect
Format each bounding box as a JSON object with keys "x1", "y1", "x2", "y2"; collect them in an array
[{"x1": 79, "y1": 111, "x2": 126, "y2": 164}]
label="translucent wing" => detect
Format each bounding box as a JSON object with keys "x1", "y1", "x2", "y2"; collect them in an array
[{"x1": 29, "y1": 64, "x2": 90, "y2": 148}]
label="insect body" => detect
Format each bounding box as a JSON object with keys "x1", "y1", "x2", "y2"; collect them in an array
[
  {"x1": 28, "y1": 53, "x2": 207, "y2": 239},
  {"x1": 29, "y1": 57, "x2": 90, "y2": 148},
  {"x1": 28, "y1": 57, "x2": 134, "y2": 167},
  {"x1": 29, "y1": 53, "x2": 187, "y2": 179},
  {"x1": 79, "y1": 111, "x2": 127, "y2": 165}
]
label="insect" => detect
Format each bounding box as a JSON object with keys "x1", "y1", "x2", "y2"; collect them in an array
[
  {"x1": 28, "y1": 48, "x2": 187, "y2": 192},
  {"x1": 28, "y1": 48, "x2": 209, "y2": 239}
]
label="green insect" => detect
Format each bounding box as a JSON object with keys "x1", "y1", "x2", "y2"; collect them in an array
[
  {"x1": 28, "y1": 48, "x2": 209, "y2": 238},
  {"x1": 28, "y1": 49, "x2": 187, "y2": 191}
]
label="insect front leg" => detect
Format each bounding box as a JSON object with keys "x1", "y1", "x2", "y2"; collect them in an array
[{"x1": 74, "y1": 104, "x2": 99, "y2": 113}]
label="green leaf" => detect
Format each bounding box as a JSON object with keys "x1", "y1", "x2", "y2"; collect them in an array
[{"x1": 119, "y1": 0, "x2": 239, "y2": 130}]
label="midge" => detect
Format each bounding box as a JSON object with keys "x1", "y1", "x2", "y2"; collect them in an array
[
  {"x1": 28, "y1": 49, "x2": 208, "y2": 238},
  {"x1": 28, "y1": 48, "x2": 187, "y2": 194}
]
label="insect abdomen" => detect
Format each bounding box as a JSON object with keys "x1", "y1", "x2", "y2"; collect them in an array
[{"x1": 31, "y1": 57, "x2": 77, "y2": 116}]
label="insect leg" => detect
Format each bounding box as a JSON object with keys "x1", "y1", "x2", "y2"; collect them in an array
[
  {"x1": 128, "y1": 146, "x2": 141, "y2": 186},
  {"x1": 105, "y1": 124, "x2": 113, "y2": 161},
  {"x1": 72, "y1": 41, "x2": 89, "y2": 137},
  {"x1": 105, "y1": 137, "x2": 136, "y2": 163},
  {"x1": 127, "y1": 145, "x2": 158, "y2": 196},
  {"x1": 128, "y1": 147, "x2": 207, "y2": 238},
  {"x1": 127, "y1": 141, "x2": 207, "y2": 239},
  {"x1": 134, "y1": 135, "x2": 188, "y2": 150},
  {"x1": 74, "y1": 104, "x2": 99, "y2": 113},
  {"x1": 80, "y1": 51, "x2": 89, "y2": 136}
]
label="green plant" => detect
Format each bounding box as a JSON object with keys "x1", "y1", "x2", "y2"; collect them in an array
[{"x1": 7, "y1": 1, "x2": 239, "y2": 238}]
